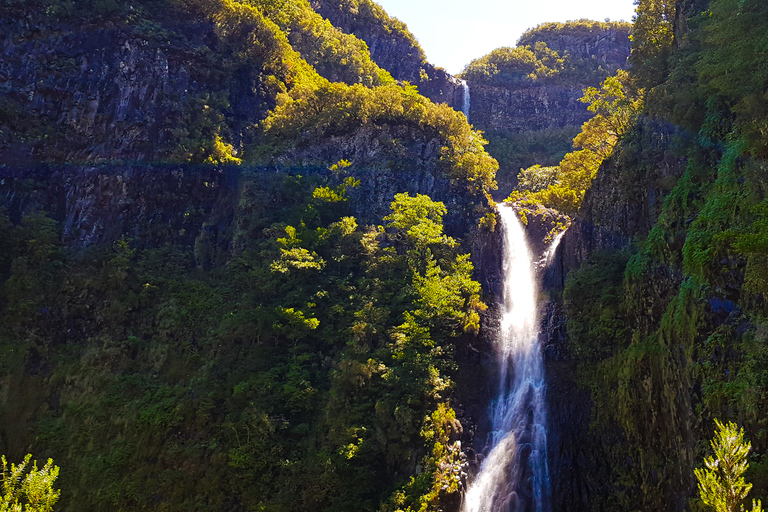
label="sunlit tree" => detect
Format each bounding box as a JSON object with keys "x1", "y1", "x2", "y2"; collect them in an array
[
  {"x1": 695, "y1": 420, "x2": 763, "y2": 512},
  {"x1": 1, "y1": 454, "x2": 60, "y2": 512}
]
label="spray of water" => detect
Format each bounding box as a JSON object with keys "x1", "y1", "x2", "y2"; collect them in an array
[{"x1": 462, "y1": 205, "x2": 550, "y2": 512}]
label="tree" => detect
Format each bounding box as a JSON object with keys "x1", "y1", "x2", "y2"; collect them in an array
[
  {"x1": 1, "y1": 454, "x2": 60, "y2": 512},
  {"x1": 695, "y1": 420, "x2": 763, "y2": 512},
  {"x1": 384, "y1": 193, "x2": 457, "y2": 251},
  {"x1": 630, "y1": 0, "x2": 676, "y2": 87},
  {"x1": 511, "y1": 70, "x2": 643, "y2": 216}
]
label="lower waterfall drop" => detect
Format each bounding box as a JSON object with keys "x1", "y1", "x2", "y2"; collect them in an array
[
  {"x1": 463, "y1": 205, "x2": 550, "y2": 512},
  {"x1": 462, "y1": 80, "x2": 471, "y2": 122}
]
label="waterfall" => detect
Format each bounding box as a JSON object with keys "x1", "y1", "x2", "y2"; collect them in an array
[
  {"x1": 540, "y1": 229, "x2": 567, "y2": 269},
  {"x1": 463, "y1": 205, "x2": 550, "y2": 512},
  {"x1": 462, "y1": 80, "x2": 471, "y2": 122}
]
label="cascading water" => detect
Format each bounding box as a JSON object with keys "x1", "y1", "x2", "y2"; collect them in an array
[
  {"x1": 463, "y1": 205, "x2": 550, "y2": 512},
  {"x1": 462, "y1": 80, "x2": 471, "y2": 122}
]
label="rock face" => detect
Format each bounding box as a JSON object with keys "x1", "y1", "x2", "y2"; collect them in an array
[
  {"x1": 531, "y1": 117, "x2": 687, "y2": 510},
  {"x1": 559, "y1": 118, "x2": 683, "y2": 272},
  {"x1": 517, "y1": 23, "x2": 632, "y2": 68},
  {"x1": 0, "y1": 17, "x2": 264, "y2": 163},
  {"x1": 469, "y1": 83, "x2": 593, "y2": 134},
  {"x1": 463, "y1": 22, "x2": 631, "y2": 196},
  {"x1": 0, "y1": 164, "x2": 486, "y2": 248},
  {"x1": 467, "y1": 24, "x2": 631, "y2": 135}
]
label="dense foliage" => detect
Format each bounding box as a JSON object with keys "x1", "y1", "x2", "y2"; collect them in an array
[
  {"x1": 0, "y1": 0, "x2": 498, "y2": 510},
  {"x1": 460, "y1": 20, "x2": 631, "y2": 195},
  {"x1": 557, "y1": 0, "x2": 768, "y2": 508},
  {"x1": 696, "y1": 420, "x2": 763, "y2": 512},
  {"x1": 0, "y1": 0, "x2": 497, "y2": 193},
  {"x1": 463, "y1": 20, "x2": 631, "y2": 89},
  {"x1": 0, "y1": 177, "x2": 484, "y2": 511}
]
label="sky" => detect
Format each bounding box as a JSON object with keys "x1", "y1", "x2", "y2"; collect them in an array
[{"x1": 373, "y1": 0, "x2": 637, "y2": 75}]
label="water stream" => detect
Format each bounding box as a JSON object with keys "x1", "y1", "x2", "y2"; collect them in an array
[
  {"x1": 462, "y1": 80, "x2": 471, "y2": 122},
  {"x1": 462, "y1": 205, "x2": 550, "y2": 512}
]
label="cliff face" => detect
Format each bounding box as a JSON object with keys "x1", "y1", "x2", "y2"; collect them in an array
[
  {"x1": 536, "y1": 117, "x2": 688, "y2": 509},
  {"x1": 463, "y1": 22, "x2": 632, "y2": 196},
  {"x1": 535, "y1": 0, "x2": 768, "y2": 506},
  {"x1": 468, "y1": 83, "x2": 592, "y2": 134},
  {"x1": 470, "y1": 23, "x2": 631, "y2": 133},
  {"x1": 517, "y1": 23, "x2": 631, "y2": 67},
  {"x1": 0, "y1": 11, "x2": 279, "y2": 164},
  {"x1": 0, "y1": 163, "x2": 488, "y2": 252},
  {"x1": 559, "y1": 119, "x2": 684, "y2": 272}
]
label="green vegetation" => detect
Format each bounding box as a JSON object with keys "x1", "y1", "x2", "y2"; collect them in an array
[
  {"x1": 518, "y1": 19, "x2": 632, "y2": 48},
  {"x1": 1, "y1": 454, "x2": 60, "y2": 512},
  {"x1": 462, "y1": 20, "x2": 631, "y2": 195},
  {"x1": 460, "y1": 43, "x2": 565, "y2": 87},
  {"x1": 696, "y1": 420, "x2": 763, "y2": 512},
  {"x1": 262, "y1": 82, "x2": 497, "y2": 193},
  {"x1": 555, "y1": 0, "x2": 768, "y2": 508},
  {"x1": 0, "y1": 177, "x2": 483, "y2": 511},
  {"x1": 0, "y1": 0, "x2": 497, "y2": 192},
  {"x1": 463, "y1": 20, "x2": 632, "y2": 88},
  {"x1": 507, "y1": 70, "x2": 643, "y2": 215},
  {"x1": 313, "y1": 0, "x2": 427, "y2": 65}
]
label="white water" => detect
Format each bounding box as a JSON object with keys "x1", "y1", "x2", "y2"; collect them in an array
[
  {"x1": 540, "y1": 229, "x2": 566, "y2": 269},
  {"x1": 462, "y1": 80, "x2": 471, "y2": 122},
  {"x1": 462, "y1": 205, "x2": 550, "y2": 512}
]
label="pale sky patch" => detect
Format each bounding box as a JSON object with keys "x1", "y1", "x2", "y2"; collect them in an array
[{"x1": 373, "y1": 0, "x2": 637, "y2": 74}]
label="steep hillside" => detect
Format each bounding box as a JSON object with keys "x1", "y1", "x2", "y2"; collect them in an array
[
  {"x1": 0, "y1": 1, "x2": 499, "y2": 511},
  {"x1": 540, "y1": 0, "x2": 768, "y2": 508},
  {"x1": 310, "y1": 0, "x2": 466, "y2": 110}
]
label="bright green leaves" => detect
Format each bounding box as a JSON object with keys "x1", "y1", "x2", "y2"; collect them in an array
[
  {"x1": 384, "y1": 193, "x2": 484, "y2": 333},
  {"x1": 273, "y1": 307, "x2": 320, "y2": 340},
  {"x1": 311, "y1": 177, "x2": 359, "y2": 204},
  {"x1": 1, "y1": 454, "x2": 60, "y2": 512},
  {"x1": 384, "y1": 193, "x2": 455, "y2": 250},
  {"x1": 580, "y1": 70, "x2": 644, "y2": 141},
  {"x1": 263, "y1": 83, "x2": 498, "y2": 194},
  {"x1": 272, "y1": 225, "x2": 327, "y2": 273},
  {"x1": 271, "y1": 247, "x2": 326, "y2": 273},
  {"x1": 516, "y1": 165, "x2": 559, "y2": 193},
  {"x1": 695, "y1": 420, "x2": 763, "y2": 512},
  {"x1": 412, "y1": 255, "x2": 483, "y2": 335},
  {"x1": 510, "y1": 70, "x2": 642, "y2": 216},
  {"x1": 460, "y1": 43, "x2": 565, "y2": 86}
]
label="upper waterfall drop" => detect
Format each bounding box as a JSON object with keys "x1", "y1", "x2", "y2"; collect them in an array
[
  {"x1": 462, "y1": 80, "x2": 471, "y2": 122},
  {"x1": 462, "y1": 205, "x2": 550, "y2": 512}
]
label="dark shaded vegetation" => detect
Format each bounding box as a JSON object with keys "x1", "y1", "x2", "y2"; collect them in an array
[
  {"x1": 556, "y1": 0, "x2": 768, "y2": 508},
  {"x1": 0, "y1": 175, "x2": 482, "y2": 511}
]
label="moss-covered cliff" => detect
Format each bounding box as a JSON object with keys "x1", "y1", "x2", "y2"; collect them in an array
[{"x1": 541, "y1": 0, "x2": 768, "y2": 509}]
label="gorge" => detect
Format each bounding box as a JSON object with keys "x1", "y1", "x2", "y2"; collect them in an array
[{"x1": 2, "y1": 0, "x2": 768, "y2": 511}]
